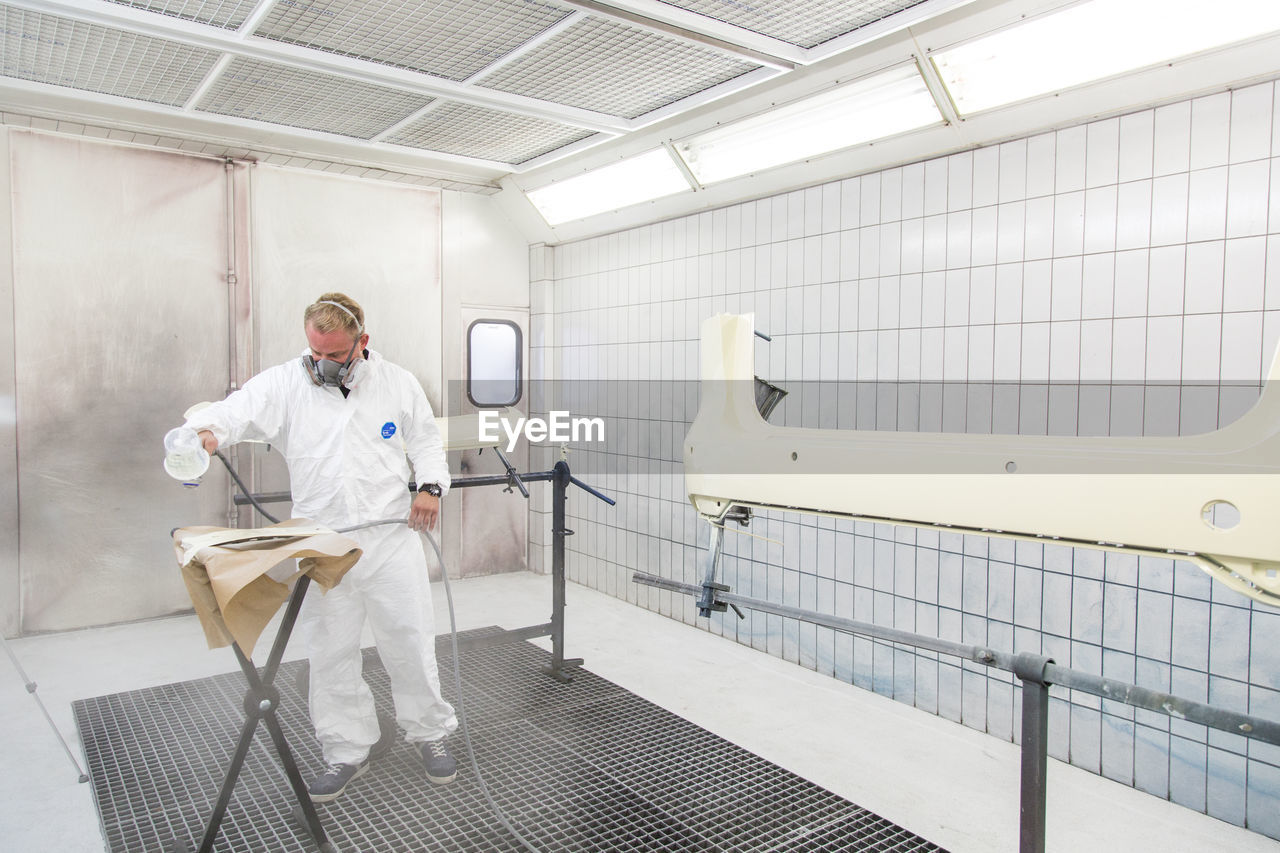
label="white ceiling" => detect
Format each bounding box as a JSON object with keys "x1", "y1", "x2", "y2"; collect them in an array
[
  {"x1": 0, "y1": 0, "x2": 972, "y2": 187},
  {"x1": 0, "y1": 0, "x2": 1276, "y2": 240}
]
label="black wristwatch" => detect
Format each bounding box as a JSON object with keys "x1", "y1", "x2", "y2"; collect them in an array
[{"x1": 421, "y1": 482, "x2": 443, "y2": 498}]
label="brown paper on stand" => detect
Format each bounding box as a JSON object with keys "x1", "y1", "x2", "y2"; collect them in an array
[{"x1": 173, "y1": 518, "x2": 362, "y2": 653}]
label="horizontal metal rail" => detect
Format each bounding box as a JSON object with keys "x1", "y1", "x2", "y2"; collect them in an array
[
  {"x1": 232, "y1": 471, "x2": 562, "y2": 506},
  {"x1": 632, "y1": 572, "x2": 1279, "y2": 744},
  {"x1": 633, "y1": 569, "x2": 1280, "y2": 853}
]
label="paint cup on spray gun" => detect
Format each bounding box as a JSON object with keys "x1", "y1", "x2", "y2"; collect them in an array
[{"x1": 163, "y1": 426, "x2": 210, "y2": 487}]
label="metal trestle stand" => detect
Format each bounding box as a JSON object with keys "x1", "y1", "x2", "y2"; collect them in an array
[{"x1": 170, "y1": 573, "x2": 334, "y2": 853}]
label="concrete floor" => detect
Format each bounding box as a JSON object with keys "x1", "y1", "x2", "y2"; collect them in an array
[{"x1": 2, "y1": 571, "x2": 1277, "y2": 852}]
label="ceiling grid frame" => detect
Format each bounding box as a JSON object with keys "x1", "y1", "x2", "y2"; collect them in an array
[
  {"x1": 0, "y1": 106, "x2": 506, "y2": 192},
  {"x1": 8, "y1": 0, "x2": 632, "y2": 131},
  {"x1": 193, "y1": 54, "x2": 435, "y2": 139},
  {"x1": 0, "y1": 5, "x2": 224, "y2": 106},
  {"x1": 382, "y1": 99, "x2": 601, "y2": 164},
  {"x1": 0, "y1": 0, "x2": 989, "y2": 178},
  {"x1": 459, "y1": 9, "x2": 588, "y2": 84},
  {"x1": 2, "y1": 0, "x2": 1264, "y2": 235},
  {"x1": 181, "y1": 51, "x2": 232, "y2": 109},
  {"x1": 251, "y1": 0, "x2": 575, "y2": 84},
  {"x1": 106, "y1": 0, "x2": 261, "y2": 30},
  {"x1": 475, "y1": 15, "x2": 763, "y2": 119}
]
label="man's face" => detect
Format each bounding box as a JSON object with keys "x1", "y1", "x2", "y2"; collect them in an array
[{"x1": 305, "y1": 322, "x2": 367, "y2": 363}]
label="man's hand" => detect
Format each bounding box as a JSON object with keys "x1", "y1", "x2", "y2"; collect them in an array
[
  {"x1": 409, "y1": 490, "x2": 440, "y2": 531},
  {"x1": 198, "y1": 430, "x2": 219, "y2": 454}
]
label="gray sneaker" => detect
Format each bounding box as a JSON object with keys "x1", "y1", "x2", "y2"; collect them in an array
[
  {"x1": 308, "y1": 760, "x2": 369, "y2": 802},
  {"x1": 421, "y1": 738, "x2": 457, "y2": 785}
]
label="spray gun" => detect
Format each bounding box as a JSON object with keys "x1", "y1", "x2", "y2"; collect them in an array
[{"x1": 163, "y1": 426, "x2": 210, "y2": 487}]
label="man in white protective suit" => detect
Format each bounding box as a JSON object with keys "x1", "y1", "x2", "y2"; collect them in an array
[{"x1": 182, "y1": 292, "x2": 458, "y2": 803}]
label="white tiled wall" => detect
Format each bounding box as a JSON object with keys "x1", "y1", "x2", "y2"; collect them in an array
[{"x1": 534, "y1": 81, "x2": 1280, "y2": 838}]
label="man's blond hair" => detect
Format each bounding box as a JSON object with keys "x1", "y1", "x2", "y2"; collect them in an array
[{"x1": 304, "y1": 293, "x2": 364, "y2": 337}]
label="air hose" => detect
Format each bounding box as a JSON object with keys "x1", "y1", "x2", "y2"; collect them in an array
[{"x1": 215, "y1": 451, "x2": 542, "y2": 852}]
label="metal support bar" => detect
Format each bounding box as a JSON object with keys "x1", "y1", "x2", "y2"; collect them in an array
[
  {"x1": 262, "y1": 712, "x2": 334, "y2": 853},
  {"x1": 569, "y1": 475, "x2": 617, "y2": 506},
  {"x1": 232, "y1": 472, "x2": 561, "y2": 505},
  {"x1": 1, "y1": 632, "x2": 90, "y2": 783},
  {"x1": 1013, "y1": 653, "x2": 1053, "y2": 853},
  {"x1": 1044, "y1": 664, "x2": 1280, "y2": 742},
  {"x1": 636, "y1": 571, "x2": 1011, "y2": 668}
]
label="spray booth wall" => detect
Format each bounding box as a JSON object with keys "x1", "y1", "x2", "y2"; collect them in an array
[
  {"x1": 536, "y1": 80, "x2": 1280, "y2": 838},
  {"x1": 0, "y1": 128, "x2": 527, "y2": 637}
]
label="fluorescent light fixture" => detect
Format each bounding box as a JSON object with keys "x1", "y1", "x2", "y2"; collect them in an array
[
  {"x1": 932, "y1": 0, "x2": 1280, "y2": 115},
  {"x1": 525, "y1": 148, "x2": 691, "y2": 226},
  {"x1": 674, "y1": 64, "x2": 941, "y2": 185}
]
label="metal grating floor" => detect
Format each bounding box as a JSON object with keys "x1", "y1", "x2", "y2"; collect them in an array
[{"x1": 73, "y1": 626, "x2": 944, "y2": 852}]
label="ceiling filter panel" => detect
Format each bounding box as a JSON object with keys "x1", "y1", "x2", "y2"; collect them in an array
[
  {"x1": 657, "y1": 0, "x2": 932, "y2": 49},
  {"x1": 253, "y1": 0, "x2": 572, "y2": 82},
  {"x1": 196, "y1": 56, "x2": 433, "y2": 138},
  {"x1": 104, "y1": 0, "x2": 261, "y2": 30},
  {"x1": 477, "y1": 17, "x2": 759, "y2": 119},
  {"x1": 0, "y1": 5, "x2": 220, "y2": 106},
  {"x1": 384, "y1": 101, "x2": 596, "y2": 164}
]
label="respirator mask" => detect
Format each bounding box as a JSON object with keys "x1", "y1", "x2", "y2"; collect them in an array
[{"x1": 301, "y1": 300, "x2": 365, "y2": 388}]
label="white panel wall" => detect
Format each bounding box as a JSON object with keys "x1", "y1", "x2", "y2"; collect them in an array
[
  {"x1": 541, "y1": 80, "x2": 1280, "y2": 838},
  {"x1": 251, "y1": 166, "x2": 443, "y2": 400}
]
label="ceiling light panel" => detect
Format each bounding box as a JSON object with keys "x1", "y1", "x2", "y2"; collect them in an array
[
  {"x1": 0, "y1": 6, "x2": 220, "y2": 106},
  {"x1": 196, "y1": 56, "x2": 433, "y2": 138},
  {"x1": 104, "y1": 0, "x2": 260, "y2": 30},
  {"x1": 477, "y1": 16, "x2": 758, "y2": 118},
  {"x1": 384, "y1": 102, "x2": 596, "y2": 164},
  {"x1": 932, "y1": 0, "x2": 1280, "y2": 115},
  {"x1": 253, "y1": 0, "x2": 571, "y2": 82},
  {"x1": 676, "y1": 63, "x2": 940, "y2": 183},
  {"x1": 526, "y1": 147, "x2": 691, "y2": 224},
  {"x1": 656, "y1": 0, "x2": 931, "y2": 48}
]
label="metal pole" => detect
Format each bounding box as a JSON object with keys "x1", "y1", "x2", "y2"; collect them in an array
[
  {"x1": 1014, "y1": 653, "x2": 1053, "y2": 853},
  {"x1": 1, "y1": 633, "x2": 89, "y2": 782},
  {"x1": 695, "y1": 524, "x2": 725, "y2": 617},
  {"x1": 549, "y1": 460, "x2": 569, "y2": 679}
]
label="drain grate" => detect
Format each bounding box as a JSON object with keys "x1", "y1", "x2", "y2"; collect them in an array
[{"x1": 74, "y1": 627, "x2": 944, "y2": 852}]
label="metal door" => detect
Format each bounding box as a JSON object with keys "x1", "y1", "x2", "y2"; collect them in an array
[
  {"x1": 455, "y1": 305, "x2": 529, "y2": 577},
  {"x1": 10, "y1": 132, "x2": 230, "y2": 632}
]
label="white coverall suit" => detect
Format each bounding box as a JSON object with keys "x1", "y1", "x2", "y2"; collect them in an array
[{"x1": 186, "y1": 349, "x2": 457, "y2": 765}]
